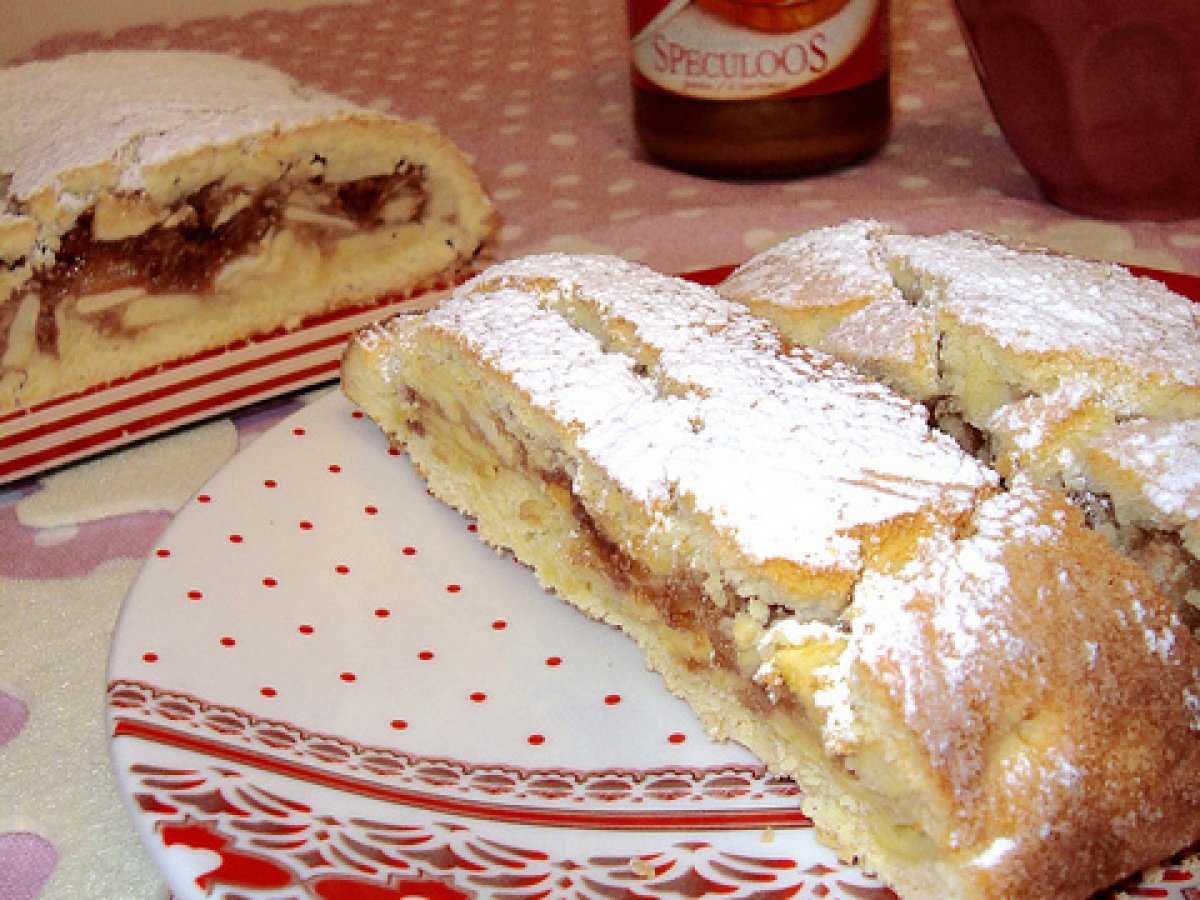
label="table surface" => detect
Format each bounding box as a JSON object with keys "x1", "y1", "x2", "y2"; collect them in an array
[{"x1": 1, "y1": 1, "x2": 1198, "y2": 897}]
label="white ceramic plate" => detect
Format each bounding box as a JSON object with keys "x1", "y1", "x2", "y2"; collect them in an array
[
  {"x1": 106, "y1": 388, "x2": 1200, "y2": 900},
  {"x1": 106, "y1": 387, "x2": 890, "y2": 898}
]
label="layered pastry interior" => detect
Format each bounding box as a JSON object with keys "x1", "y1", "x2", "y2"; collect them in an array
[
  {"x1": 343, "y1": 254, "x2": 1200, "y2": 900},
  {"x1": 0, "y1": 51, "x2": 496, "y2": 412},
  {"x1": 719, "y1": 220, "x2": 1200, "y2": 632}
]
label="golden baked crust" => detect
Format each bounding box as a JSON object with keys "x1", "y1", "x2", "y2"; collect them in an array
[
  {"x1": 719, "y1": 220, "x2": 1200, "y2": 630},
  {"x1": 0, "y1": 51, "x2": 496, "y2": 414},
  {"x1": 343, "y1": 253, "x2": 1200, "y2": 900}
]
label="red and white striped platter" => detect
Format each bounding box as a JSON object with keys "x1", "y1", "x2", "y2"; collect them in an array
[{"x1": 0, "y1": 287, "x2": 448, "y2": 485}]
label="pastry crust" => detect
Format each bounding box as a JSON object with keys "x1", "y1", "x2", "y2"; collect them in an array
[
  {"x1": 719, "y1": 220, "x2": 1200, "y2": 630},
  {"x1": 343, "y1": 253, "x2": 1200, "y2": 900},
  {"x1": 0, "y1": 50, "x2": 496, "y2": 413}
]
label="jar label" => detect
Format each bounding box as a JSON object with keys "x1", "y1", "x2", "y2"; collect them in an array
[{"x1": 629, "y1": 0, "x2": 888, "y2": 100}]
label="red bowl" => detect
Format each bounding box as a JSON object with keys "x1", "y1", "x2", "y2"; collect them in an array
[{"x1": 953, "y1": 0, "x2": 1200, "y2": 220}]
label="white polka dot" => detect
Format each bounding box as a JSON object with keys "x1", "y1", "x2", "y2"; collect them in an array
[
  {"x1": 743, "y1": 229, "x2": 784, "y2": 252},
  {"x1": 900, "y1": 176, "x2": 930, "y2": 191},
  {"x1": 509, "y1": 60, "x2": 532, "y2": 73},
  {"x1": 499, "y1": 124, "x2": 524, "y2": 137},
  {"x1": 492, "y1": 188, "x2": 524, "y2": 202},
  {"x1": 553, "y1": 175, "x2": 582, "y2": 188},
  {"x1": 668, "y1": 186, "x2": 700, "y2": 199},
  {"x1": 499, "y1": 224, "x2": 524, "y2": 243},
  {"x1": 672, "y1": 208, "x2": 707, "y2": 220},
  {"x1": 927, "y1": 17, "x2": 955, "y2": 32},
  {"x1": 607, "y1": 178, "x2": 637, "y2": 196},
  {"x1": 498, "y1": 163, "x2": 529, "y2": 179},
  {"x1": 944, "y1": 156, "x2": 973, "y2": 168},
  {"x1": 548, "y1": 133, "x2": 578, "y2": 148},
  {"x1": 610, "y1": 209, "x2": 642, "y2": 222},
  {"x1": 504, "y1": 104, "x2": 530, "y2": 118},
  {"x1": 540, "y1": 234, "x2": 617, "y2": 255},
  {"x1": 896, "y1": 94, "x2": 925, "y2": 112}
]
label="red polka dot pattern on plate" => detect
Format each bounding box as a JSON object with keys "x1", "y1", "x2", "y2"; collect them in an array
[{"x1": 113, "y1": 392, "x2": 729, "y2": 771}]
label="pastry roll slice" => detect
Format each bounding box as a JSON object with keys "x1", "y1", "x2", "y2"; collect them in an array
[
  {"x1": 343, "y1": 254, "x2": 1200, "y2": 900},
  {"x1": 0, "y1": 50, "x2": 496, "y2": 413},
  {"x1": 719, "y1": 220, "x2": 1200, "y2": 629}
]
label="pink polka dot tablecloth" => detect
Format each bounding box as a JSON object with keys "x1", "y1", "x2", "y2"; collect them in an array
[{"x1": 1, "y1": 1, "x2": 1198, "y2": 898}]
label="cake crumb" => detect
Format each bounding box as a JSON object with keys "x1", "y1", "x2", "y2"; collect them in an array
[{"x1": 630, "y1": 856, "x2": 655, "y2": 879}]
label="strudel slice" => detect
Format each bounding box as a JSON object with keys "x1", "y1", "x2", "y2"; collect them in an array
[
  {"x1": 719, "y1": 220, "x2": 1200, "y2": 630},
  {"x1": 0, "y1": 50, "x2": 496, "y2": 414},
  {"x1": 343, "y1": 254, "x2": 1200, "y2": 900}
]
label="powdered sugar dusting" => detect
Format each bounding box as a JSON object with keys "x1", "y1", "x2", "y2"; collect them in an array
[
  {"x1": 1185, "y1": 688, "x2": 1200, "y2": 732},
  {"x1": 844, "y1": 484, "x2": 1065, "y2": 776},
  {"x1": 852, "y1": 525, "x2": 1016, "y2": 730},
  {"x1": 722, "y1": 218, "x2": 900, "y2": 311},
  {"x1": 1086, "y1": 419, "x2": 1200, "y2": 524},
  {"x1": 0, "y1": 52, "x2": 356, "y2": 201},
  {"x1": 435, "y1": 254, "x2": 996, "y2": 569},
  {"x1": 988, "y1": 381, "x2": 1098, "y2": 455},
  {"x1": 885, "y1": 230, "x2": 1200, "y2": 387},
  {"x1": 972, "y1": 836, "x2": 1017, "y2": 869}
]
